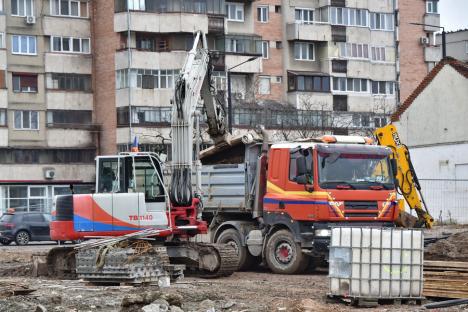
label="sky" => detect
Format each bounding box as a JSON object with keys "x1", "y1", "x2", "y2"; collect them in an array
[{"x1": 439, "y1": 0, "x2": 468, "y2": 31}]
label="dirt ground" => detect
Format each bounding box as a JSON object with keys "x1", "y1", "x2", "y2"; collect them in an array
[{"x1": 0, "y1": 226, "x2": 466, "y2": 312}]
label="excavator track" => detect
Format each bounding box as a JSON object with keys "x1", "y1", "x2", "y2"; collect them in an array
[
  {"x1": 189, "y1": 243, "x2": 238, "y2": 278},
  {"x1": 46, "y1": 246, "x2": 77, "y2": 280}
]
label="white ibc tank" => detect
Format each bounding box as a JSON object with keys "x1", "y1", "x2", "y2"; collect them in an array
[{"x1": 329, "y1": 227, "x2": 423, "y2": 299}]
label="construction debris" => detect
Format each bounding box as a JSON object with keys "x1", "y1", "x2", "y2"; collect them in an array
[
  {"x1": 424, "y1": 260, "x2": 468, "y2": 299},
  {"x1": 425, "y1": 231, "x2": 468, "y2": 262},
  {"x1": 0, "y1": 281, "x2": 36, "y2": 298}
]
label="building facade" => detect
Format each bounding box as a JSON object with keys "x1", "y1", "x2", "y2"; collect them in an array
[
  {"x1": 0, "y1": 0, "x2": 432, "y2": 213},
  {"x1": 398, "y1": 0, "x2": 441, "y2": 102},
  {"x1": 437, "y1": 29, "x2": 468, "y2": 63}
]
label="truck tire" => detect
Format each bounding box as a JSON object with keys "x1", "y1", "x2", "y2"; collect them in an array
[
  {"x1": 265, "y1": 230, "x2": 309, "y2": 274},
  {"x1": 216, "y1": 229, "x2": 255, "y2": 270}
]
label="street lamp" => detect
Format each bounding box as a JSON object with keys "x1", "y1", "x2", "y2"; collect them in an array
[
  {"x1": 227, "y1": 56, "x2": 259, "y2": 133},
  {"x1": 409, "y1": 22, "x2": 446, "y2": 58}
]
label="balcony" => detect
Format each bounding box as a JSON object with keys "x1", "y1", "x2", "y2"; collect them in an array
[
  {"x1": 208, "y1": 16, "x2": 225, "y2": 33},
  {"x1": 116, "y1": 88, "x2": 173, "y2": 108},
  {"x1": 115, "y1": 49, "x2": 188, "y2": 70},
  {"x1": 424, "y1": 14, "x2": 441, "y2": 32},
  {"x1": 226, "y1": 54, "x2": 262, "y2": 73},
  {"x1": 286, "y1": 23, "x2": 332, "y2": 42},
  {"x1": 114, "y1": 12, "x2": 208, "y2": 34},
  {"x1": 347, "y1": 60, "x2": 396, "y2": 81},
  {"x1": 45, "y1": 53, "x2": 92, "y2": 74},
  {"x1": 0, "y1": 90, "x2": 7, "y2": 109},
  {"x1": 42, "y1": 16, "x2": 90, "y2": 37},
  {"x1": 47, "y1": 128, "x2": 96, "y2": 148},
  {"x1": 425, "y1": 45, "x2": 442, "y2": 63},
  {"x1": 46, "y1": 91, "x2": 93, "y2": 110}
]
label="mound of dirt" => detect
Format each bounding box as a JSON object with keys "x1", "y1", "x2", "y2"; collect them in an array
[{"x1": 425, "y1": 231, "x2": 468, "y2": 262}]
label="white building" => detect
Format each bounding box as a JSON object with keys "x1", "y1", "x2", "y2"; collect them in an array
[{"x1": 392, "y1": 57, "x2": 468, "y2": 223}]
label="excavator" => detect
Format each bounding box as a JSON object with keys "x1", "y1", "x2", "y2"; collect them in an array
[
  {"x1": 46, "y1": 31, "x2": 238, "y2": 283},
  {"x1": 374, "y1": 124, "x2": 434, "y2": 228}
]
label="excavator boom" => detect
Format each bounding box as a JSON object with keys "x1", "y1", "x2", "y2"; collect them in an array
[{"x1": 374, "y1": 124, "x2": 434, "y2": 228}]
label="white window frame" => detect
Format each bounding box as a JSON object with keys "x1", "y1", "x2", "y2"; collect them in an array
[
  {"x1": 370, "y1": 12, "x2": 394, "y2": 31},
  {"x1": 372, "y1": 81, "x2": 394, "y2": 96},
  {"x1": 226, "y1": 2, "x2": 244, "y2": 22},
  {"x1": 0, "y1": 33, "x2": 4, "y2": 49},
  {"x1": 332, "y1": 77, "x2": 369, "y2": 93},
  {"x1": 257, "y1": 5, "x2": 268, "y2": 23},
  {"x1": 330, "y1": 7, "x2": 368, "y2": 27},
  {"x1": 51, "y1": 36, "x2": 91, "y2": 54},
  {"x1": 11, "y1": 0, "x2": 34, "y2": 17},
  {"x1": 0, "y1": 1, "x2": 3, "y2": 12},
  {"x1": 128, "y1": 0, "x2": 145, "y2": 11},
  {"x1": 258, "y1": 76, "x2": 271, "y2": 95},
  {"x1": 339, "y1": 42, "x2": 369, "y2": 59},
  {"x1": 371, "y1": 46, "x2": 386, "y2": 62},
  {"x1": 14, "y1": 110, "x2": 39, "y2": 130},
  {"x1": 261, "y1": 40, "x2": 269, "y2": 59},
  {"x1": 294, "y1": 42, "x2": 314, "y2": 61},
  {"x1": 12, "y1": 35, "x2": 37, "y2": 55},
  {"x1": 50, "y1": 0, "x2": 89, "y2": 18},
  {"x1": 295, "y1": 8, "x2": 314, "y2": 24},
  {"x1": 426, "y1": 0, "x2": 438, "y2": 14}
]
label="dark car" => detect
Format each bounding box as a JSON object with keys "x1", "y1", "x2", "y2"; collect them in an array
[{"x1": 0, "y1": 212, "x2": 52, "y2": 246}]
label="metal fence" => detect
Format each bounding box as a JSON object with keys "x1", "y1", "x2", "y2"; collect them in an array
[{"x1": 417, "y1": 179, "x2": 468, "y2": 225}]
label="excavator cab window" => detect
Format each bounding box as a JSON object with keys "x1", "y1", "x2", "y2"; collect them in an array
[
  {"x1": 97, "y1": 158, "x2": 125, "y2": 193},
  {"x1": 130, "y1": 156, "x2": 165, "y2": 203}
]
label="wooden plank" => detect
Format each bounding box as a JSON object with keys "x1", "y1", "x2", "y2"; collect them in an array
[
  {"x1": 424, "y1": 271, "x2": 468, "y2": 277},
  {"x1": 424, "y1": 261, "x2": 468, "y2": 269},
  {"x1": 423, "y1": 290, "x2": 468, "y2": 299},
  {"x1": 424, "y1": 285, "x2": 468, "y2": 292},
  {"x1": 424, "y1": 268, "x2": 468, "y2": 273}
]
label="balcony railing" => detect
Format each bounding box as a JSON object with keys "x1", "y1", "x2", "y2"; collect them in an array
[{"x1": 115, "y1": 0, "x2": 226, "y2": 15}]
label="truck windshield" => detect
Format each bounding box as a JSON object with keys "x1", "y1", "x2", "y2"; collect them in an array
[{"x1": 318, "y1": 152, "x2": 394, "y2": 190}]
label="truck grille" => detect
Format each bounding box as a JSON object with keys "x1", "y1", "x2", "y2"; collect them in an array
[{"x1": 344, "y1": 201, "x2": 378, "y2": 218}]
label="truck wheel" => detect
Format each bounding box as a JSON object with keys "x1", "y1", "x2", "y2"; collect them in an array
[
  {"x1": 265, "y1": 230, "x2": 309, "y2": 274},
  {"x1": 216, "y1": 229, "x2": 255, "y2": 270},
  {"x1": 15, "y1": 230, "x2": 30, "y2": 246}
]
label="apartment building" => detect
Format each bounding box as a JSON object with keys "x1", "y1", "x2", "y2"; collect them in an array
[
  {"x1": 0, "y1": 0, "x2": 96, "y2": 213},
  {"x1": 437, "y1": 29, "x2": 468, "y2": 63},
  {"x1": 398, "y1": 0, "x2": 441, "y2": 102}
]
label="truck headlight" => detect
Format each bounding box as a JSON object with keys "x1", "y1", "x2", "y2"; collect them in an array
[{"x1": 315, "y1": 229, "x2": 331, "y2": 237}]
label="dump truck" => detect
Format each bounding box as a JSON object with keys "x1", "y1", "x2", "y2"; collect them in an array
[{"x1": 200, "y1": 134, "x2": 401, "y2": 273}]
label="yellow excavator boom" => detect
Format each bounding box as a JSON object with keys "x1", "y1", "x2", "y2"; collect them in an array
[{"x1": 374, "y1": 124, "x2": 434, "y2": 228}]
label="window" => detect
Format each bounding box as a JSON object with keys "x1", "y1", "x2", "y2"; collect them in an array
[
  {"x1": 372, "y1": 81, "x2": 394, "y2": 95},
  {"x1": 276, "y1": 41, "x2": 282, "y2": 49},
  {"x1": 12, "y1": 74, "x2": 38, "y2": 93},
  {"x1": 330, "y1": 7, "x2": 368, "y2": 27},
  {"x1": 12, "y1": 35, "x2": 36, "y2": 55},
  {"x1": 332, "y1": 77, "x2": 369, "y2": 93},
  {"x1": 294, "y1": 42, "x2": 314, "y2": 61},
  {"x1": 226, "y1": 2, "x2": 243, "y2": 21},
  {"x1": 353, "y1": 114, "x2": 371, "y2": 128},
  {"x1": 289, "y1": 149, "x2": 313, "y2": 182},
  {"x1": 289, "y1": 75, "x2": 330, "y2": 92},
  {"x1": 127, "y1": 0, "x2": 145, "y2": 11},
  {"x1": 275, "y1": 5, "x2": 281, "y2": 13},
  {"x1": 261, "y1": 41, "x2": 269, "y2": 59},
  {"x1": 339, "y1": 42, "x2": 369, "y2": 59},
  {"x1": 370, "y1": 13, "x2": 394, "y2": 31},
  {"x1": 14, "y1": 110, "x2": 39, "y2": 130},
  {"x1": 11, "y1": 0, "x2": 33, "y2": 16},
  {"x1": 0, "y1": 33, "x2": 4, "y2": 48},
  {"x1": 49, "y1": 73, "x2": 92, "y2": 91},
  {"x1": 0, "y1": 109, "x2": 6, "y2": 126},
  {"x1": 295, "y1": 8, "x2": 314, "y2": 24},
  {"x1": 117, "y1": 107, "x2": 172, "y2": 126},
  {"x1": 51, "y1": 0, "x2": 88, "y2": 17},
  {"x1": 257, "y1": 6, "x2": 268, "y2": 22},
  {"x1": 258, "y1": 76, "x2": 271, "y2": 95},
  {"x1": 47, "y1": 110, "x2": 92, "y2": 126},
  {"x1": 374, "y1": 116, "x2": 387, "y2": 128},
  {"x1": 136, "y1": 34, "x2": 168, "y2": 52},
  {"x1": 116, "y1": 69, "x2": 129, "y2": 89},
  {"x1": 51, "y1": 36, "x2": 90, "y2": 53},
  {"x1": 426, "y1": 0, "x2": 438, "y2": 13},
  {"x1": 371, "y1": 46, "x2": 386, "y2": 62}
]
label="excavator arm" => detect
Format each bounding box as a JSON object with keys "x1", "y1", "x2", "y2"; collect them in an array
[
  {"x1": 170, "y1": 31, "x2": 231, "y2": 207},
  {"x1": 374, "y1": 124, "x2": 434, "y2": 228}
]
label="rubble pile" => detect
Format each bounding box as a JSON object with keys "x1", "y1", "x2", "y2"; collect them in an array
[{"x1": 425, "y1": 231, "x2": 468, "y2": 262}]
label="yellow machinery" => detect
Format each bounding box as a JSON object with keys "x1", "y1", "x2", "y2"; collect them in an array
[{"x1": 374, "y1": 124, "x2": 434, "y2": 228}]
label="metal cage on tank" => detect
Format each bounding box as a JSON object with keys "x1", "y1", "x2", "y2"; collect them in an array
[{"x1": 329, "y1": 227, "x2": 424, "y2": 299}]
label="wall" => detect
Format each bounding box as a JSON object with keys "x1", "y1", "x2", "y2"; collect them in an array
[
  {"x1": 0, "y1": 164, "x2": 95, "y2": 182},
  {"x1": 395, "y1": 66, "x2": 468, "y2": 146}
]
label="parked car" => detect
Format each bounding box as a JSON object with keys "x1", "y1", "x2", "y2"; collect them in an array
[{"x1": 0, "y1": 212, "x2": 52, "y2": 246}]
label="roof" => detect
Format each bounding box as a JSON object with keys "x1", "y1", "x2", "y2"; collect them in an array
[
  {"x1": 391, "y1": 57, "x2": 468, "y2": 122},
  {"x1": 287, "y1": 70, "x2": 328, "y2": 77}
]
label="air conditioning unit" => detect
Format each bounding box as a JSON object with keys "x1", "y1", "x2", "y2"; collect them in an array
[
  {"x1": 420, "y1": 36, "x2": 430, "y2": 45},
  {"x1": 44, "y1": 169, "x2": 55, "y2": 180},
  {"x1": 25, "y1": 16, "x2": 36, "y2": 25}
]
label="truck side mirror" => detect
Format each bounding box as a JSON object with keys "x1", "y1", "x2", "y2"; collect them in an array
[
  {"x1": 296, "y1": 156, "x2": 307, "y2": 176},
  {"x1": 390, "y1": 158, "x2": 398, "y2": 177},
  {"x1": 296, "y1": 175, "x2": 308, "y2": 185}
]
